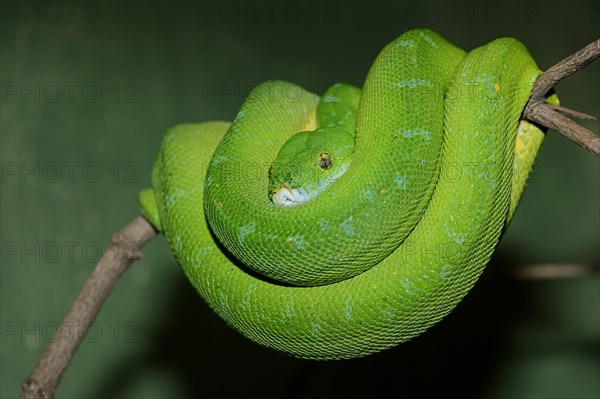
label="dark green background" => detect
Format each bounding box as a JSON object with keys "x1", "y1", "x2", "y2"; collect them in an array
[{"x1": 1, "y1": 1, "x2": 598, "y2": 398}]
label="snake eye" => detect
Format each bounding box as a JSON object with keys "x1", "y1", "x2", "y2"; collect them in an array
[{"x1": 317, "y1": 153, "x2": 332, "y2": 170}]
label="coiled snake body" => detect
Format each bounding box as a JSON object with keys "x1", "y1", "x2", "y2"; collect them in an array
[{"x1": 139, "y1": 29, "x2": 553, "y2": 360}]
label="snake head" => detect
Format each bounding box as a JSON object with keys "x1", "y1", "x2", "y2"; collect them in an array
[{"x1": 268, "y1": 128, "x2": 354, "y2": 206}]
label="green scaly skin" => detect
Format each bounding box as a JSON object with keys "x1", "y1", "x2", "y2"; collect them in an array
[{"x1": 139, "y1": 29, "x2": 549, "y2": 360}]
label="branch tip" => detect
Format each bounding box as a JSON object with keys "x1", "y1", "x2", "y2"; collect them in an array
[{"x1": 523, "y1": 37, "x2": 600, "y2": 157}]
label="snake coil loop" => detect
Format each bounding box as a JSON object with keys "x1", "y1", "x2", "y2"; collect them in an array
[{"x1": 140, "y1": 29, "x2": 548, "y2": 359}]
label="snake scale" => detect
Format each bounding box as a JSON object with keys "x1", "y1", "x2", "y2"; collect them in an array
[{"x1": 139, "y1": 29, "x2": 555, "y2": 360}]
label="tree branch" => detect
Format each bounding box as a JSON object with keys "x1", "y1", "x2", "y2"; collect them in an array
[
  {"x1": 523, "y1": 38, "x2": 600, "y2": 156},
  {"x1": 21, "y1": 217, "x2": 157, "y2": 399}
]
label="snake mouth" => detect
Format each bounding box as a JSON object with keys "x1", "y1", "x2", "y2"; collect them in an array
[
  {"x1": 270, "y1": 164, "x2": 350, "y2": 206},
  {"x1": 272, "y1": 185, "x2": 314, "y2": 206}
]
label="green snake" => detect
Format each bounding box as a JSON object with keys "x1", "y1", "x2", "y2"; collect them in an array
[{"x1": 138, "y1": 29, "x2": 557, "y2": 360}]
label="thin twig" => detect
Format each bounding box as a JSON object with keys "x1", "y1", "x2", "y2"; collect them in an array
[
  {"x1": 526, "y1": 103, "x2": 600, "y2": 154},
  {"x1": 21, "y1": 217, "x2": 157, "y2": 399},
  {"x1": 484, "y1": 262, "x2": 600, "y2": 281},
  {"x1": 547, "y1": 104, "x2": 596, "y2": 121},
  {"x1": 523, "y1": 38, "x2": 600, "y2": 156}
]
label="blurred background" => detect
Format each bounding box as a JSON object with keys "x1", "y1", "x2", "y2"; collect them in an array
[{"x1": 1, "y1": 1, "x2": 598, "y2": 398}]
